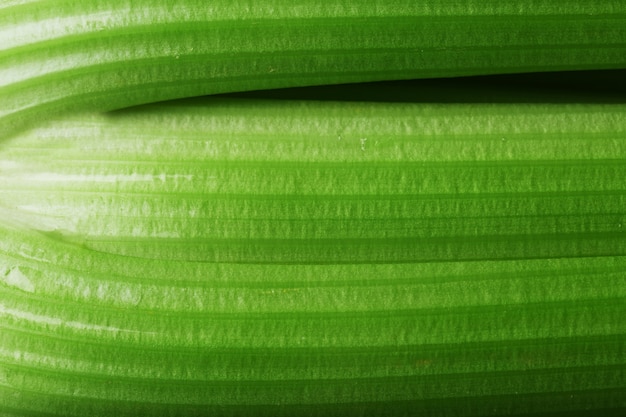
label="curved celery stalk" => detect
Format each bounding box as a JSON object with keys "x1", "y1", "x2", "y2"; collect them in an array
[
  {"x1": 2, "y1": 0, "x2": 626, "y2": 138},
  {"x1": 2, "y1": 98, "x2": 625, "y2": 263},
  {"x1": 0, "y1": 97, "x2": 625, "y2": 415}
]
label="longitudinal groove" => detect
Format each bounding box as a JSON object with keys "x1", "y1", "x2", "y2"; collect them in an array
[{"x1": 2, "y1": 327, "x2": 624, "y2": 381}]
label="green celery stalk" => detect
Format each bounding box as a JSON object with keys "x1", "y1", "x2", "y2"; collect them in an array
[
  {"x1": 2, "y1": 0, "x2": 626, "y2": 137},
  {"x1": 1, "y1": 97, "x2": 625, "y2": 416},
  {"x1": 2, "y1": 1, "x2": 626, "y2": 415},
  {"x1": 2, "y1": 98, "x2": 625, "y2": 262}
]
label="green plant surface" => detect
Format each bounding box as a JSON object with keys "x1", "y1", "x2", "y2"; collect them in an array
[
  {"x1": 1, "y1": 98, "x2": 625, "y2": 416},
  {"x1": 2, "y1": 0, "x2": 626, "y2": 137},
  {"x1": 2, "y1": 1, "x2": 626, "y2": 415},
  {"x1": 1, "y1": 99, "x2": 625, "y2": 262}
]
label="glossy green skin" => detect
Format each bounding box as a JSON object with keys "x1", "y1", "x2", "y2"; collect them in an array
[
  {"x1": 2, "y1": 1, "x2": 626, "y2": 415},
  {"x1": 2, "y1": 0, "x2": 626, "y2": 138},
  {"x1": 1, "y1": 98, "x2": 625, "y2": 415}
]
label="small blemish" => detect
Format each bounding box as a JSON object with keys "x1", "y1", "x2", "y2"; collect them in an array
[
  {"x1": 120, "y1": 287, "x2": 142, "y2": 306},
  {"x1": 360, "y1": 137, "x2": 368, "y2": 151},
  {"x1": 2, "y1": 267, "x2": 35, "y2": 293}
]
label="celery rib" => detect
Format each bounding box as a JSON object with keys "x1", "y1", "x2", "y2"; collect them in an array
[
  {"x1": 1, "y1": 96, "x2": 625, "y2": 415},
  {"x1": 2, "y1": 1, "x2": 626, "y2": 138},
  {"x1": 2, "y1": 99, "x2": 624, "y2": 263}
]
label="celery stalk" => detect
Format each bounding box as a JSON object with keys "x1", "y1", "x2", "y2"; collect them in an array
[
  {"x1": 2, "y1": 0, "x2": 626, "y2": 137},
  {"x1": 2, "y1": 1, "x2": 626, "y2": 415},
  {"x1": 1, "y1": 97, "x2": 624, "y2": 416}
]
